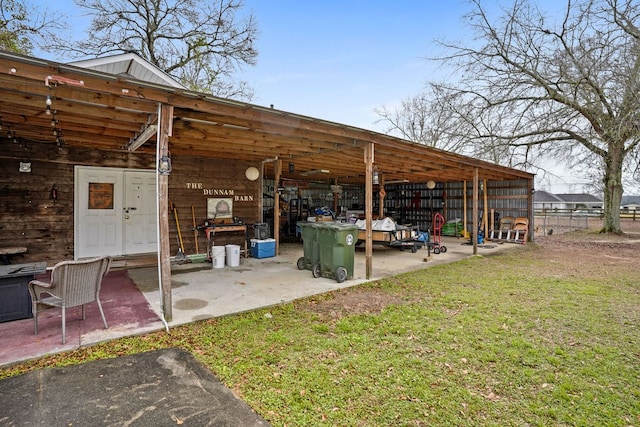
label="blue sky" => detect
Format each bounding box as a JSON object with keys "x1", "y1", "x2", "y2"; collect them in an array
[{"x1": 236, "y1": 1, "x2": 463, "y2": 131}]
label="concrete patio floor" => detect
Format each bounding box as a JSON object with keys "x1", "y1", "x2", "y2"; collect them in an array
[{"x1": 131, "y1": 237, "x2": 518, "y2": 327}]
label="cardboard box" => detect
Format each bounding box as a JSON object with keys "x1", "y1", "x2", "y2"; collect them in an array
[
  {"x1": 250, "y1": 238, "x2": 276, "y2": 259},
  {"x1": 358, "y1": 230, "x2": 393, "y2": 243}
]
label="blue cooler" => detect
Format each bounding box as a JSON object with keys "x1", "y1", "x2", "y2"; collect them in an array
[{"x1": 250, "y1": 238, "x2": 276, "y2": 258}]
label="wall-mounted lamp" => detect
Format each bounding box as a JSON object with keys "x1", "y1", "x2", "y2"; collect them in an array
[
  {"x1": 372, "y1": 168, "x2": 379, "y2": 185},
  {"x1": 245, "y1": 166, "x2": 259, "y2": 181},
  {"x1": 158, "y1": 154, "x2": 172, "y2": 175},
  {"x1": 288, "y1": 162, "x2": 295, "y2": 173},
  {"x1": 426, "y1": 180, "x2": 436, "y2": 190},
  {"x1": 50, "y1": 184, "x2": 59, "y2": 203}
]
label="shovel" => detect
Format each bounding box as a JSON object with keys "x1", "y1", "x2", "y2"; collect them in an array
[
  {"x1": 175, "y1": 235, "x2": 187, "y2": 263},
  {"x1": 173, "y1": 206, "x2": 188, "y2": 263}
]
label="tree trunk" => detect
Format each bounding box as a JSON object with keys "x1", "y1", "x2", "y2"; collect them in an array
[{"x1": 601, "y1": 149, "x2": 623, "y2": 234}]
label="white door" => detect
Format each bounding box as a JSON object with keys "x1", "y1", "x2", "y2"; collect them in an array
[
  {"x1": 75, "y1": 167, "x2": 157, "y2": 259},
  {"x1": 123, "y1": 171, "x2": 157, "y2": 254}
]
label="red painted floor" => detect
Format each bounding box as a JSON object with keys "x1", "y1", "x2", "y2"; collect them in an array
[{"x1": 0, "y1": 269, "x2": 163, "y2": 367}]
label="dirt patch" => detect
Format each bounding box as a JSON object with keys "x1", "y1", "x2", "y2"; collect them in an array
[
  {"x1": 300, "y1": 230, "x2": 640, "y2": 318},
  {"x1": 297, "y1": 287, "x2": 407, "y2": 320}
]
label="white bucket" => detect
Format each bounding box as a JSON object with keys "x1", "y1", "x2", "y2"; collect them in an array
[
  {"x1": 212, "y1": 246, "x2": 225, "y2": 269},
  {"x1": 225, "y1": 244, "x2": 240, "y2": 267}
]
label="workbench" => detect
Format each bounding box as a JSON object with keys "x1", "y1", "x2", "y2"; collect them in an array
[
  {"x1": 0, "y1": 261, "x2": 47, "y2": 322},
  {"x1": 204, "y1": 224, "x2": 248, "y2": 261}
]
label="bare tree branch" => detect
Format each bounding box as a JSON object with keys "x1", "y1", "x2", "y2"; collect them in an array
[
  {"x1": 378, "y1": 0, "x2": 640, "y2": 233},
  {"x1": 48, "y1": 0, "x2": 257, "y2": 99}
]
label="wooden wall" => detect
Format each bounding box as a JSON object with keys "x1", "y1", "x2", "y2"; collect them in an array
[
  {"x1": 167, "y1": 155, "x2": 261, "y2": 255},
  {"x1": 0, "y1": 137, "x2": 261, "y2": 265}
]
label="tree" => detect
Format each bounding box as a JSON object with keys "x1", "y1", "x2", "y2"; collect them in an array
[
  {"x1": 53, "y1": 0, "x2": 258, "y2": 100},
  {"x1": 0, "y1": 0, "x2": 64, "y2": 54},
  {"x1": 382, "y1": 0, "x2": 640, "y2": 233}
]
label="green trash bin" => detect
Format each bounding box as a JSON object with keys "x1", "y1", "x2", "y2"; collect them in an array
[
  {"x1": 315, "y1": 223, "x2": 359, "y2": 283},
  {"x1": 296, "y1": 222, "x2": 323, "y2": 271}
]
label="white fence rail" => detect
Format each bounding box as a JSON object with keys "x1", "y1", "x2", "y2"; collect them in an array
[{"x1": 534, "y1": 209, "x2": 639, "y2": 235}]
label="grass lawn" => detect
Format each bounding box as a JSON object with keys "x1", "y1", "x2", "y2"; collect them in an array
[{"x1": 2, "y1": 234, "x2": 639, "y2": 426}]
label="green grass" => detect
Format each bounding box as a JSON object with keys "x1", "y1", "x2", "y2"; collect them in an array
[{"x1": 2, "y1": 242, "x2": 639, "y2": 426}]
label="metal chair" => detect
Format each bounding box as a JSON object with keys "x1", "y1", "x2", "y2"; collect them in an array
[{"x1": 28, "y1": 256, "x2": 112, "y2": 344}]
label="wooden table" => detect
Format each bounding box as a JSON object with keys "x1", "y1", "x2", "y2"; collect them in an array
[
  {"x1": 0, "y1": 246, "x2": 27, "y2": 264},
  {"x1": 0, "y1": 262, "x2": 47, "y2": 322},
  {"x1": 205, "y1": 224, "x2": 248, "y2": 260}
]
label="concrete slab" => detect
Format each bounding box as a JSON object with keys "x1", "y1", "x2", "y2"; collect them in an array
[
  {"x1": 0, "y1": 348, "x2": 269, "y2": 426},
  {"x1": 131, "y1": 238, "x2": 515, "y2": 327}
]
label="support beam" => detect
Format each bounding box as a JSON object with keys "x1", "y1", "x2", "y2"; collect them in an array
[
  {"x1": 158, "y1": 103, "x2": 173, "y2": 321},
  {"x1": 483, "y1": 179, "x2": 489, "y2": 238},
  {"x1": 274, "y1": 160, "x2": 282, "y2": 255},
  {"x1": 528, "y1": 179, "x2": 535, "y2": 243},
  {"x1": 473, "y1": 167, "x2": 479, "y2": 255},
  {"x1": 378, "y1": 173, "x2": 385, "y2": 218},
  {"x1": 463, "y1": 180, "x2": 468, "y2": 239},
  {"x1": 364, "y1": 143, "x2": 374, "y2": 279}
]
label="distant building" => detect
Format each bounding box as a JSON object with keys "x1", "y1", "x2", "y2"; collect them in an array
[
  {"x1": 622, "y1": 196, "x2": 640, "y2": 211},
  {"x1": 533, "y1": 191, "x2": 602, "y2": 211}
]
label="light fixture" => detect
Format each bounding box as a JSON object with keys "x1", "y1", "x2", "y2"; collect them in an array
[
  {"x1": 426, "y1": 180, "x2": 436, "y2": 189},
  {"x1": 245, "y1": 166, "x2": 259, "y2": 181},
  {"x1": 158, "y1": 153, "x2": 172, "y2": 175},
  {"x1": 288, "y1": 162, "x2": 295, "y2": 173},
  {"x1": 45, "y1": 94, "x2": 52, "y2": 115},
  {"x1": 372, "y1": 166, "x2": 379, "y2": 185},
  {"x1": 50, "y1": 184, "x2": 59, "y2": 203},
  {"x1": 300, "y1": 169, "x2": 330, "y2": 176},
  {"x1": 127, "y1": 124, "x2": 158, "y2": 151}
]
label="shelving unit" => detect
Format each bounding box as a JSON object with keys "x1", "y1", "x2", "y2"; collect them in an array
[{"x1": 374, "y1": 183, "x2": 445, "y2": 232}]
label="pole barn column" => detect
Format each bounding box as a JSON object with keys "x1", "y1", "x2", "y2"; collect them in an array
[
  {"x1": 473, "y1": 167, "x2": 479, "y2": 256},
  {"x1": 364, "y1": 142, "x2": 374, "y2": 279},
  {"x1": 158, "y1": 103, "x2": 173, "y2": 321},
  {"x1": 274, "y1": 160, "x2": 282, "y2": 255}
]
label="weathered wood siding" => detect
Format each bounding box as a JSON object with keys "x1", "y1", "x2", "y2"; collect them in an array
[
  {"x1": 167, "y1": 155, "x2": 261, "y2": 254},
  {"x1": 0, "y1": 138, "x2": 260, "y2": 265}
]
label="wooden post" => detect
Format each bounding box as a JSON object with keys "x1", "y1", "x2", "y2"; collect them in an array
[
  {"x1": 528, "y1": 178, "x2": 534, "y2": 243},
  {"x1": 483, "y1": 179, "x2": 489, "y2": 238},
  {"x1": 364, "y1": 143, "x2": 374, "y2": 279},
  {"x1": 472, "y1": 168, "x2": 479, "y2": 255},
  {"x1": 379, "y1": 173, "x2": 385, "y2": 218},
  {"x1": 463, "y1": 180, "x2": 468, "y2": 238},
  {"x1": 274, "y1": 160, "x2": 282, "y2": 255},
  {"x1": 158, "y1": 103, "x2": 173, "y2": 321}
]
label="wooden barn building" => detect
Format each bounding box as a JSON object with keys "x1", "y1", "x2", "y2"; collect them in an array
[{"x1": 0, "y1": 51, "x2": 534, "y2": 319}]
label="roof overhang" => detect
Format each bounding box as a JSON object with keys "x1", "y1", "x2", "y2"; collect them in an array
[{"x1": 0, "y1": 50, "x2": 534, "y2": 185}]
